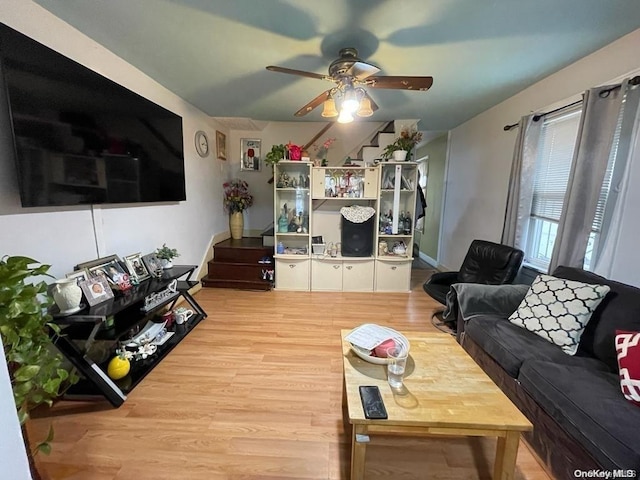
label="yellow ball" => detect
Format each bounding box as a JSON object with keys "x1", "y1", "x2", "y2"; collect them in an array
[{"x1": 107, "y1": 355, "x2": 130, "y2": 380}]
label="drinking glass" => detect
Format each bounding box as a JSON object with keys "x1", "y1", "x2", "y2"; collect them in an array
[{"x1": 387, "y1": 345, "x2": 408, "y2": 389}]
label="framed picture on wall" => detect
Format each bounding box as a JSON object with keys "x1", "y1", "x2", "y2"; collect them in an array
[
  {"x1": 216, "y1": 130, "x2": 227, "y2": 160},
  {"x1": 240, "y1": 138, "x2": 261, "y2": 171}
]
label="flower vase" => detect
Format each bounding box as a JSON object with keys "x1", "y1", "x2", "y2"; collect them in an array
[
  {"x1": 392, "y1": 150, "x2": 408, "y2": 161},
  {"x1": 229, "y1": 211, "x2": 244, "y2": 239}
]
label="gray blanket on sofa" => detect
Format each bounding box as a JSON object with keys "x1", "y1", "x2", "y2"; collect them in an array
[{"x1": 442, "y1": 283, "x2": 531, "y2": 324}]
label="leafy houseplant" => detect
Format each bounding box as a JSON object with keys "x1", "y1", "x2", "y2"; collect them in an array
[
  {"x1": 156, "y1": 244, "x2": 180, "y2": 269},
  {"x1": 0, "y1": 256, "x2": 77, "y2": 455},
  {"x1": 265, "y1": 144, "x2": 286, "y2": 168},
  {"x1": 381, "y1": 129, "x2": 423, "y2": 160}
]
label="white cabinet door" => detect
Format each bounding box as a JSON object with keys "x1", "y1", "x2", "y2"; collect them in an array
[
  {"x1": 311, "y1": 167, "x2": 326, "y2": 199},
  {"x1": 363, "y1": 167, "x2": 379, "y2": 199},
  {"x1": 343, "y1": 260, "x2": 374, "y2": 291},
  {"x1": 311, "y1": 259, "x2": 342, "y2": 291},
  {"x1": 374, "y1": 259, "x2": 412, "y2": 292},
  {"x1": 275, "y1": 258, "x2": 310, "y2": 291}
]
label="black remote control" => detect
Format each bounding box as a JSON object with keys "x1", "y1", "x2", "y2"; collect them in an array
[{"x1": 359, "y1": 385, "x2": 388, "y2": 419}]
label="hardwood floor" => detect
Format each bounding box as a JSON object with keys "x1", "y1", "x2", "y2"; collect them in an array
[{"x1": 29, "y1": 268, "x2": 551, "y2": 479}]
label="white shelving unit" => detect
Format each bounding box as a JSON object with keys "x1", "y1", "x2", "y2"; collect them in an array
[{"x1": 273, "y1": 162, "x2": 418, "y2": 292}]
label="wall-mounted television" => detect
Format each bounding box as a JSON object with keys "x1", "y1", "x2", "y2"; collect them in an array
[{"x1": 0, "y1": 23, "x2": 186, "y2": 207}]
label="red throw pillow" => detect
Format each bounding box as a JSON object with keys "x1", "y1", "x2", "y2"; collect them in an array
[{"x1": 615, "y1": 330, "x2": 640, "y2": 406}]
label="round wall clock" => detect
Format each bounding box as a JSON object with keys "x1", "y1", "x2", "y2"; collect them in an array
[{"x1": 194, "y1": 130, "x2": 209, "y2": 157}]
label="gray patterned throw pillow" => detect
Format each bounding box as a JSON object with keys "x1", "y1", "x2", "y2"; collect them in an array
[{"x1": 508, "y1": 274, "x2": 610, "y2": 355}]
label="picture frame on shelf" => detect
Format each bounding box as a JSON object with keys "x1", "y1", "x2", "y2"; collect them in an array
[
  {"x1": 76, "y1": 254, "x2": 120, "y2": 271},
  {"x1": 216, "y1": 130, "x2": 227, "y2": 160},
  {"x1": 240, "y1": 138, "x2": 261, "y2": 171},
  {"x1": 87, "y1": 258, "x2": 132, "y2": 291},
  {"x1": 79, "y1": 274, "x2": 114, "y2": 307},
  {"x1": 142, "y1": 253, "x2": 163, "y2": 277},
  {"x1": 124, "y1": 252, "x2": 150, "y2": 282},
  {"x1": 65, "y1": 268, "x2": 90, "y2": 286}
]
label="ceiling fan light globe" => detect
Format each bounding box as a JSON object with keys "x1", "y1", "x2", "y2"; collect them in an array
[
  {"x1": 357, "y1": 97, "x2": 374, "y2": 117},
  {"x1": 321, "y1": 98, "x2": 338, "y2": 117},
  {"x1": 337, "y1": 109, "x2": 354, "y2": 124}
]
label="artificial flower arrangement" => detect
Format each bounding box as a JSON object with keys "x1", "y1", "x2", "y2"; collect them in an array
[
  {"x1": 315, "y1": 137, "x2": 336, "y2": 159},
  {"x1": 223, "y1": 179, "x2": 254, "y2": 213},
  {"x1": 382, "y1": 129, "x2": 423, "y2": 159}
]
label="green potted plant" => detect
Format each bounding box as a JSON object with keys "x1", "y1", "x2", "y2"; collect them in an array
[
  {"x1": 381, "y1": 129, "x2": 423, "y2": 161},
  {"x1": 0, "y1": 256, "x2": 77, "y2": 460},
  {"x1": 265, "y1": 144, "x2": 286, "y2": 168},
  {"x1": 156, "y1": 244, "x2": 180, "y2": 269}
]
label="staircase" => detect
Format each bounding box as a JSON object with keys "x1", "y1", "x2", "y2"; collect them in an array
[
  {"x1": 357, "y1": 120, "x2": 420, "y2": 164},
  {"x1": 201, "y1": 238, "x2": 274, "y2": 291}
]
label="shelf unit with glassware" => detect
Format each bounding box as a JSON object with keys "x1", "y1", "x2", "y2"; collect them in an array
[
  {"x1": 273, "y1": 161, "x2": 313, "y2": 290},
  {"x1": 375, "y1": 161, "x2": 419, "y2": 292}
]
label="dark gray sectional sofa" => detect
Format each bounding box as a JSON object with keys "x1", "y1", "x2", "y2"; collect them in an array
[{"x1": 452, "y1": 266, "x2": 640, "y2": 479}]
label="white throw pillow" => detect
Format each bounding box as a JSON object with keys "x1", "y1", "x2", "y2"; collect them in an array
[{"x1": 508, "y1": 274, "x2": 610, "y2": 355}]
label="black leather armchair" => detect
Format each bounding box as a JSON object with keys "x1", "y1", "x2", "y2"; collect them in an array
[{"x1": 423, "y1": 239, "x2": 524, "y2": 305}]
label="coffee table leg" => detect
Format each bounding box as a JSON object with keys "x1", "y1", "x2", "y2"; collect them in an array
[
  {"x1": 493, "y1": 431, "x2": 520, "y2": 480},
  {"x1": 350, "y1": 426, "x2": 368, "y2": 480}
]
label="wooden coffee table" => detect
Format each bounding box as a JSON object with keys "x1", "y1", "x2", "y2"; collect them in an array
[{"x1": 341, "y1": 330, "x2": 532, "y2": 480}]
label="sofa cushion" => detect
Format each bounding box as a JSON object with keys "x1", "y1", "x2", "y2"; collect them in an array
[
  {"x1": 519, "y1": 360, "x2": 640, "y2": 470},
  {"x1": 508, "y1": 274, "x2": 609, "y2": 355},
  {"x1": 553, "y1": 266, "x2": 640, "y2": 372},
  {"x1": 615, "y1": 330, "x2": 640, "y2": 407},
  {"x1": 465, "y1": 315, "x2": 609, "y2": 378}
]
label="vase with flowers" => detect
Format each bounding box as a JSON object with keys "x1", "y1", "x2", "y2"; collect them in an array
[
  {"x1": 381, "y1": 129, "x2": 423, "y2": 161},
  {"x1": 313, "y1": 137, "x2": 336, "y2": 166},
  {"x1": 223, "y1": 179, "x2": 254, "y2": 239}
]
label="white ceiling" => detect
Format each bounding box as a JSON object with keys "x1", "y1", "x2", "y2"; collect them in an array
[{"x1": 33, "y1": 0, "x2": 640, "y2": 130}]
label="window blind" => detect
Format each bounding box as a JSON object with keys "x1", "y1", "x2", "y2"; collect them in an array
[{"x1": 530, "y1": 109, "x2": 581, "y2": 223}]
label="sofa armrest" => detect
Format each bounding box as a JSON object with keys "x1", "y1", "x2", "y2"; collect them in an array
[{"x1": 446, "y1": 283, "x2": 531, "y2": 339}]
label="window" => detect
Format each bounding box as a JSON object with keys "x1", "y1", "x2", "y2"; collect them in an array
[{"x1": 525, "y1": 106, "x2": 621, "y2": 272}]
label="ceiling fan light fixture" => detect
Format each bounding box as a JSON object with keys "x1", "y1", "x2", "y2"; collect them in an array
[
  {"x1": 321, "y1": 98, "x2": 338, "y2": 117},
  {"x1": 356, "y1": 96, "x2": 374, "y2": 117},
  {"x1": 337, "y1": 108, "x2": 354, "y2": 124},
  {"x1": 342, "y1": 88, "x2": 359, "y2": 113}
]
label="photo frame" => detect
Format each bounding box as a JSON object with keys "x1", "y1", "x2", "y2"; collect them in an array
[
  {"x1": 79, "y1": 274, "x2": 114, "y2": 307},
  {"x1": 216, "y1": 130, "x2": 227, "y2": 160},
  {"x1": 87, "y1": 258, "x2": 132, "y2": 291},
  {"x1": 124, "y1": 252, "x2": 150, "y2": 282},
  {"x1": 240, "y1": 138, "x2": 261, "y2": 171},
  {"x1": 142, "y1": 253, "x2": 163, "y2": 277},
  {"x1": 76, "y1": 254, "x2": 120, "y2": 271},
  {"x1": 66, "y1": 268, "x2": 90, "y2": 286}
]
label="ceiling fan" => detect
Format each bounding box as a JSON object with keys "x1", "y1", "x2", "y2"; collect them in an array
[{"x1": 266, "y1": 47, "x2": 434, "y2": 123}]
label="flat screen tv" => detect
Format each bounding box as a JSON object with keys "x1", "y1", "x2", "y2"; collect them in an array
[{"x1": 0, "y1": 23, "x2": 186, "y2": 207}]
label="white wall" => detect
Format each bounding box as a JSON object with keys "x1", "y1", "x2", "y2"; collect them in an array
[
  {"x1": 441, "y1": 28, "x2": 640, "y2": 287},
  {"x1": 0, "y1": 1, "x2": 231, "y2": 279},
  {"x1": 0, "y1": 1, "x2": 231, "y2": 469}
]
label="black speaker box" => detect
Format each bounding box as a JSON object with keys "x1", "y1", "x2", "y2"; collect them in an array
[{"x1": 341, "y1": 215, "x2": 375, "y2": 257}]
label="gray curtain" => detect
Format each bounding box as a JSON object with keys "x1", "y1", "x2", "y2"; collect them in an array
[
  {"x1": 594, "y1": 81, "x2": 640, "y2": 276},
  {"x1": 548, "y1": 84, "x2": 625, "y2": 272},
  {"x1": 501, "y1": 114, "x2": 542, "y2": 250}
]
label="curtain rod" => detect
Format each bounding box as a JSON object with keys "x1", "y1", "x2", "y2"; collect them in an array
[{"x1": 503, "y1": 75, "x2": 640, "y2": 131}]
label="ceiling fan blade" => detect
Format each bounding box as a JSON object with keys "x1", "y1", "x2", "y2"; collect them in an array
[
  {"x1": 266, "y1": 65, "x2": 328, "y2": 81},
  {"x1": 294, "y1": 90, "x2": 331, "y2": 117},
  {"x1": 365, "y1": 76, "x2": 434, "y2": 91},
  {"x1": 345, "y1": 61, "x2": 380, "y2": 81}
]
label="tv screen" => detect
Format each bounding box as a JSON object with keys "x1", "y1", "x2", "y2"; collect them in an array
[{"x1": 0, "y1": 23, "x2": 186, "y2": 207}]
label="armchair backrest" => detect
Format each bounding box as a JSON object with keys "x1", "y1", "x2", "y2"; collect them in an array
[{"x1": 458, "y1": 239, "x2": 524, "y2": 285}]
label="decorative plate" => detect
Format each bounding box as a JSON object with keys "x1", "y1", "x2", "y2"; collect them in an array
[{"x1": 348, "y1": 325, "x2": 410, "y2": 365}]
